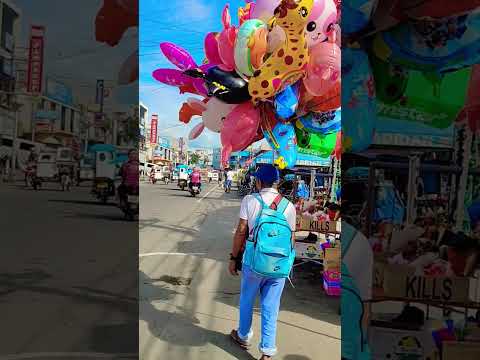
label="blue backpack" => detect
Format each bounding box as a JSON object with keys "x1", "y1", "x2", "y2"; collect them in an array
[{"x1": 243, "y1": 194, "x2": 295, "y2": 278}]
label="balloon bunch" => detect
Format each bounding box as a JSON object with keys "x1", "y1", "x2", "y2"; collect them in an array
[
  {"x1": 343, "y1": 0, "x2": 480, "y2": 152},
  {"x1": 152, "y1": 0, "x2": 341, "y2": 169}
]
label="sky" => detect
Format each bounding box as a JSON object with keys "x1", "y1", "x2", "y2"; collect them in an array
[
  {"x1": 139, "y1": 0, "x2": 245, "y2": 149},
  {"x1": 15, "y1": 0, "x2": 137, "y2": 109}
]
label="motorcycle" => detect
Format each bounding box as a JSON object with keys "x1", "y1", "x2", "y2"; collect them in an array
[
  {"x1": 25, "y1": 165, "x2": 41, "y2": 190},
  {"x1": 92, "y1": 178, "x2": 114, "y2": 203},
  {"x1": 150, "y1": 173, "x2": 157, "y2": 184},
  {"x1": 60, "y1": 173, "x2": 72, "y2": 191},
  {"x1": 178, "y1": 178, "x2": 188, "y2": 191},
  {"x1": 190, "y1": 183, "x2": 201, "y2": 197},
  {"x1": 121, "y1": 191, "x2": 139, "y2": 221},
  {"x1": 164, "y1": 177, "x2": 170, "y2": 185}
]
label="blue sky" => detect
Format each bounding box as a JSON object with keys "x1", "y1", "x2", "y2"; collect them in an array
[{"x1": 140, "y1": 0, "x2": 245, "y2": 149}]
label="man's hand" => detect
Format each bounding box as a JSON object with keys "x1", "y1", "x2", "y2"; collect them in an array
[{"x1": 229, "y1": 260, "x2": 238, "y2": 276}]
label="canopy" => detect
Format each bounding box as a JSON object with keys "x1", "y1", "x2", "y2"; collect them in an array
[{"x1": 254, "y1": 151, "x2": 331, "y2": 168}]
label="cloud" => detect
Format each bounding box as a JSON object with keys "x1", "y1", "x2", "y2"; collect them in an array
[{"x1": 182, "y1": 0, "x2": 212, "y2": 21}]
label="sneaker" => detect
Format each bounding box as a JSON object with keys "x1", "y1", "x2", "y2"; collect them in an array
[{"x1": 230, "y1": 329, "x2": 251, "y2": 349}]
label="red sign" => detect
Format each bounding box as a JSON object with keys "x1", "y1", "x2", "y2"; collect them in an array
[
  {"x1": 150, "y1": 115, "x2": 158, "y2": 144},
  {"x1": 27, "y1": 26, "x2": 45, "y2": 94}
]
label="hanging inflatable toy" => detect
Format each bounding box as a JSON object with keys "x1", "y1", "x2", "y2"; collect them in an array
[
  {"x1": 184, "y1": 97, "x2": 235, "y2": 134},
  {"x1": 251, "y1": 0, "x2": 281, "y2": 22},
  {"x1": 179, "y1": 99, "x2": 207, "y2": 124},
  {"x1": 296, "y1": 108, "x2": 340, "y2": 135},
  {"x1": 342, "y1": 47, "x2": 376, "y2": 152},
  {"x1": 371, "y1": 10, "x2": 480, "y2": 75},
  {"x1": 204, "y1": 32, "x2": 223, "y2": 65},
  {"x1": 217, "y1": 4, "x2": 238, "y2": 72},
  {"x1": 189, "y1": 122, "x2": 206, "y2": 140},
  {"x1": 95, "y1": 0, "x2": 138, "y2": 47},
  {"x1": 221, "y1": 102, "x2": 261, "y2": 168},
  {"x1": 342, "y1": 0, "x2": 377, "y2": 35},
  {"x1": 456, "y1": 64, "x2": 480, "y2": 132},
  {"x1": 238, "y1": 1, "x2": 255, "y2": 25},
  {"x1": 248, "y1": 0, "x2": 314, "y2": 104},
  {"x1": 305, "y1": 0, "x2": 338, "y2": 48},
  {"x1": 234, "y1": 19, "x2": 268, "y2": 78},
  {"x1": 298, "y1": 81, "x2": 340, "y2": 115},
  {"x1": 295, "y1": 126, "x2": 337, "y2": 158},
  {"x1": 274, "y1": 83, "x2": 300, "y2": 120},
  {"x1": 370, "y1": 54, "x2": 409, "y2": 104},
  {"x1": 184, "y1": 66, "x2": 251, "y2": 104},
  {"x1": 304, "y1": 28, "x2": 340, "y2": 97}
]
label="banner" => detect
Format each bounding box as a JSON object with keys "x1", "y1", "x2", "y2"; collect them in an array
[
  {"x1": 27, "y1": 25, "x2": 45, "y2": 94},
  {"x1": 150, "y1": 115, "x2": 158, "y2": 144},
  {"x1": 46, "y1": 78, "x2": 73, "y2": 106}
]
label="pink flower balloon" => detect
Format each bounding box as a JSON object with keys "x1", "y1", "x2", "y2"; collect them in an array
[
  {"x1": 217, "y1": 4, "x2": 237, "y2": 72},
  {"x1": 303, "y1": 30, "x2": 340, "y2": 97},
  {"x1": 221, "y1": 102, "x2": 261, "y2": 168}
]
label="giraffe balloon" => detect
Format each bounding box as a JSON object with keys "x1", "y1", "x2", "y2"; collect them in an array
[{"x1": 248, "y1": 0, "x2": 314, "y2": 104}]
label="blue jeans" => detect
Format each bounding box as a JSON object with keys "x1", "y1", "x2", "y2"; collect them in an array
[{"x1": 237, "y1": 265, "x2": 286, "y2": 356}]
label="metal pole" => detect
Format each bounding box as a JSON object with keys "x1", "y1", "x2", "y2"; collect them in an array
[
  {"x1": 406, "y1": 153, "x2": 420, "y2": 226},
  {"x1": 310, "y1": 168, "x2": 315, "y2": 200},
  {"x1": 455, "y1": 124, "x2": 472, "y2": 231}
]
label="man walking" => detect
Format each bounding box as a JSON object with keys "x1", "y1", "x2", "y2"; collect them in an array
[{"x1": 228, "y1": 164, "x2": 296, "y2": 359}]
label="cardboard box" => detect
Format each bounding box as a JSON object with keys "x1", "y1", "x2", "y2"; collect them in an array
[
  {"x1": 324, "y1": 247, "x2": 340, "y2": 270},
  {"x1": 369, "y1": 325, "x2": 437, "y2": 360},
  {"x1": 382, "y1": 264, "x2": 475, "y2": 303},
  {"x1": 296, "y1": 216, "x2": 338, "y2": 233},
  {"x1": 442, "y1": 341, "x2": 480, "y2": 360}
]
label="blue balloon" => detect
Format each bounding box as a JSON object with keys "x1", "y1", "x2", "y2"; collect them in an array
[
  {"x1": 342, "y1": 48, "x2": 377, "y2": 152},
  {"x1": 342, "y1": 0, "x2": 378, "y2": 35},
  {"x1": 297, "y1": 109, "x2": 341, "y2": 135},
  {"x1": 274, "y1": 83, "x2": 300, "y2": 120},
  {"x1": 263, "y1": 121, "x2": 298, "y2": 170}
]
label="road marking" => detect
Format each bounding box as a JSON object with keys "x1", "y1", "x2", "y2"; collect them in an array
[
  {"x1": 139, "y1": 252, "x2": 206, "y2": 258},
  {"x1": 196, "y1": 185, "x2": 218, "y2": 203}
]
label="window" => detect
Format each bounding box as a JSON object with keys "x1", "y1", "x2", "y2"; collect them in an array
[
  {"x1": 61, "y1": 106, "x2": 66, "y2": 131},
  {"x1": 70, "y1": 110, "x2": 75, "y2": 133}
]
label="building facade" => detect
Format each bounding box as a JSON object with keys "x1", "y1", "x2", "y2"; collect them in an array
[{"x1": 139, "y1": 102, "x2": 147, "y2": 163}]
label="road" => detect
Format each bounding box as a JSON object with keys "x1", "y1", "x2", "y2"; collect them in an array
[
  {"x1": 0, "y1": 179, "x2": 137, "y2": 358},
  {"x1": 140, "y1": 182, "x2": 340, "y2": 360}
]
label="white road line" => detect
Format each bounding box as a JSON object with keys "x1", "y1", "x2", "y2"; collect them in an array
[
  {"x1": 196, "y1": 184, "x2": 218, "y2": 203},
  {"x1": 139, "y1": 252, "x2": 206, "y2": 258}
]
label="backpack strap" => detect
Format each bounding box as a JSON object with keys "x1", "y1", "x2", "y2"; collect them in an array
[
  {"x1": 276, "y1": 196, "x2": 290, "y2": 215},
  {"x1": 269, "y1": 194, "x2": 283, "y2": 210},
  {"x1": 253, "y1": 193, "x2": 269, "y2": 209}
]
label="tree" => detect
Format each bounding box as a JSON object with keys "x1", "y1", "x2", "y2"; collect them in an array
[{"x1": 190, "y1": 153, "x2": 200, "y2": 165}]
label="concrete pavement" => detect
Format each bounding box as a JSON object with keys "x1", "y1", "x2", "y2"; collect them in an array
[
  {"x1": 139, "y1": 182, "x2": 340, "y2": 360},
  {"x1": 0, "y1": 180, "x2": 137, "y2": 358}
]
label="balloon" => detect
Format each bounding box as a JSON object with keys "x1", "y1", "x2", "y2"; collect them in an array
[
  {"x1": 342, "y1": 48, "x2": 376, "y2": 152},
  {"x1": 303, "y1": 29, "x2": 340, "y2": 96},
  {"x1": 296, "y1": 126, "x2": 337, "y2": 157},
  {"x1": 204, "y1": 32, "x2": 222, "y2": 65},
  {"x1": 251, "y1": 0, "x2": 281, "y2": 22},
  {"x1": 456, "y1": 64, "x2": 480, "y2": 132},
  {"x1": 95, "y1": 0, "x2": 138, "y2": 47},
  {"x1": 234, "y1": 19, "x2": 268, "y2": 77},
  {"x1": 160, "y1": 42, "x2": 196, "y2": 71},
  {"x1": 189, "y1": 123, "x2": 205, "y2": 140},
  {"x1": 238, "y1": 1, "x2": 255, "y2": 25},
  {"x1": 342, "y1": 0, "x2": 378, "y2": 35},
  {"x1": 305, "y1": 0, "x2": 338, "y2": 48},
  {"x1": 274, "y1": 83, "x2": 300, "y2": 119},
  {"x1": 221, "y1": 102, "x2": 261, "y2": 168},
  {"x1": 179, "y1": 99, "x2": 207, "y2": 124},
  {"x1": 186, "y1": 97, "x2": 235, "y2": 133},
  {"x1": 334, "y1": 131, "x2": 342, "y2": 160},
  {"x1": 185, "y1": 66, "x2": 251, "y2": 104},
  {"x1": 370, "y1": 54, "x2": 409, "y2": 104},
  {"x1": 267, "y1": 25, "x2": 287, "y2": 53},
  {"x1": 264, "y1": 121, "x2": 298, "y2": 170},
  {"x1": 298, "y1": 81, "x2": 340, "y2": 115},
  {"x1": 371, "y1": 10, "x2": 480, "y2": 74},
  {"x1": 218, "y1": 4, "x2": 238, "y2": 72},
  {"x1": 296, "y1": 108, "x2": 341, "y2": 135},
  {"x1": 248, "y1": 0, "x2": 314, "y2": 103}
]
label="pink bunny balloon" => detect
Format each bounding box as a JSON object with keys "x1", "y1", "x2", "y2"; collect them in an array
[
  {"x1": 303, "y1": 29, "x2": 340, "y2": 97},
  {"x1": 221, "y1": 102, "x2": 261, "y2": 168},
  {"x1": 187, "y1": 97, "x2": 235, "y2": 135},
  {"x1": 217, "y1": 4, "x2": 238, "y2": 72},
  {"x1": 305, "y1": 0, "x2": 338, "y2": 48},
  {"x1": 204, "y1": 32, "x2": 222, "y2": 65},
  {"x1": 189, "y1": 122, "x2": 206, "y2": 140}
]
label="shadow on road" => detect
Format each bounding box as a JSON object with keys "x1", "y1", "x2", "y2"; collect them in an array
[
  {"x1": 49, "y1": 199, "x2": 116, "y2": 206},
  {"x1": 139, "y1": 271, "x2": 257, "y2": 359}
]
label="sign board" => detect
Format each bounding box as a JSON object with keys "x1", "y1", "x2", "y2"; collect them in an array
[
  {"x1": 27, "y1": 25, "x2": 45, "y2": 94},
  {"x1": 46, "y1": 78, "x2": 73, "y2": 106},
  {"x1": 296, "y1": 216, "x2": 338, "y2": 233},
  {"x1": 373, "y1": 132, "x2": 453, "y2": 149},
  {"x1": 382, "y1": 265, "x2": 473, "y2": 303},
  {"x1": 150, "y1": 115, "x2": 158, "y2": 144}
]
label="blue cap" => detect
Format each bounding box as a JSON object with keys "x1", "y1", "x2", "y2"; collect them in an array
[{"x1": 252, "y1": 164, "x2": 279, "y2": 184}]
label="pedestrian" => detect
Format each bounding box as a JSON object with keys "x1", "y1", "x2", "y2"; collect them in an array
[{"x1": 229, "y1": 164, "x2": 296, "y2": 359}]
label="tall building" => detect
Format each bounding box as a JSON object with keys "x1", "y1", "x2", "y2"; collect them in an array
[{"x1": 212, "y1": 148, "x2": 221, "y2": 170}]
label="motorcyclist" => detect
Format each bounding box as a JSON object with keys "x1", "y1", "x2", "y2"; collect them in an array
[
  {"x1": 189, "y1": 167, "x2": 201, "y2": 191},
  {"x1": 118, "y1": 149, "x2": 139, "y2": 206}
]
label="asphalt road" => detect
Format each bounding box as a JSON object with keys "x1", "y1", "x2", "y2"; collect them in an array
[
  {"x1": 139, "y1": 181, "x2": 340, "y2": 360},
  {"x1": 0, "y1": 179, "x2": 138, "y2": 359}
]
